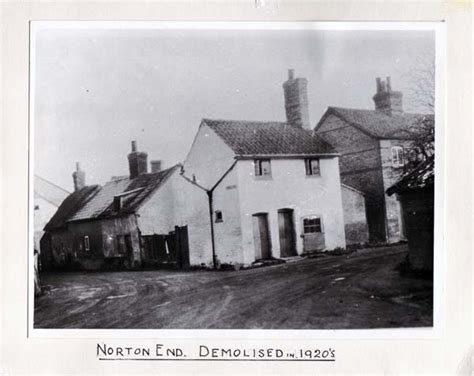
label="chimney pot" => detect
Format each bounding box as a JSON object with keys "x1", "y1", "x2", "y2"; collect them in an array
[
  {"x1": 386, "y1": 76, "x2": 392, "y2": 92},
  {"x1": 72, "y1": 161, "x2": 85, "y2": 191},
  {"x1": 373, "y1": 76, "x2": 403, "y2": 116},
  {"x1": 128, "y1": 141, "x2": 148, "y2": 179},
  {"x1": 376, "y1": 77, "x2": 382, "y2": 93},
  {"x1": 288, "y1": 69, "x2": 295, "y2": 80},
  {"x1": 150, "y1": 160, "x2": 162, "y2": 173}
]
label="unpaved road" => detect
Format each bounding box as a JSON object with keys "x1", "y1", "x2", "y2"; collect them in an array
[{"x1": 34, "y1": 244, "x2": 432, "y2": 329}]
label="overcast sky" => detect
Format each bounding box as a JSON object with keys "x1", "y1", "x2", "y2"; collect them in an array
[{"x1": 33, "y1": 26, "x2": 435, "y2": 191}]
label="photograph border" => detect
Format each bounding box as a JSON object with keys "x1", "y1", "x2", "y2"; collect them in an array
[{"x1": 28, "y1": 20, "x2": 445, "y2": 340}]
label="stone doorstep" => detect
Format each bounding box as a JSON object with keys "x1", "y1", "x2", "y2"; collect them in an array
[{"x1": 281, "y1": 256, "x2": 305, "y2": 263}]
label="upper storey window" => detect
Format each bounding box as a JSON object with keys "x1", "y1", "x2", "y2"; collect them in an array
[
  {"x1": 305, "y1": 158, "x2": 320, "y2": 176},
  {"x1": 254, "y1": 159, "x2": 271, "y2": 177}
]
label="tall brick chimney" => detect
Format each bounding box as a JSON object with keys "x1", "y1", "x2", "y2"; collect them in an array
[
  {"x1": 150, "y1": 160, "x2": 162, "y2": 173},
  {"x1": 373, "y1": 76, "x2": 403, "y2": 116},
  {"x1": 128, "y1": 141, "x2": 148, "y2": 179},
  {"x1": 283, "y1": 69, "x2": 310, "y2": 129},
  {"x1": 72, "y1": 162, "x2": 85, "y2": 191}
]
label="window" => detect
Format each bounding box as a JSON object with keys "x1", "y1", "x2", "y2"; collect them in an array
[
  {"x1": 303, "y1": 217, "x2": 322, "y2": 233},
  {"x1": 84, "y1": 236, "x2": 90, "y2": 251},
  {"x1": 391, "y1": 146, "x2": 404, "y2": 168},
  {"x1": 254, "y1": 159, "x2": 271, "y2": 177},
  {"x1": 305, "y1": 158, "x2": 320, "y2": 176},
  {"x1": 215, "y1": 210, "x2": 223, "y2": 223}
]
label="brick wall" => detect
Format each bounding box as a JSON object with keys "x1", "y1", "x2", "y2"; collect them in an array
[
  {"x1": 379, "y1": 139, "x2": 413, "y2": 243},
  {"x1": 315, "y1": 113, "x2": 387, "y2": 242}
]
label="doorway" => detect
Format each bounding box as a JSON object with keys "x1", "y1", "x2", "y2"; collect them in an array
[
  {"x1": 278, "y1": 209, "x2": 297, "y2": 257},
  {"x1": 301, "y1": 216, "x2": 325, "y2": 252},
  {"x1": 252, "y1": 213, "x2": 272, "y2": 260}
]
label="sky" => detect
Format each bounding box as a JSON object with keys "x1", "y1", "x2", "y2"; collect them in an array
[{"x1": 33, "y1": 26, "x2": 435, "y2": 191}]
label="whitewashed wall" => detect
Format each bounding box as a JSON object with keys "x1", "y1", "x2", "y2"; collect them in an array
[{"x1": 236, "y1": 157, "x2": 346, "y2": 263}]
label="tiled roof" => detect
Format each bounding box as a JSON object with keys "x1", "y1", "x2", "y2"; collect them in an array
[
  {"x1": 203, "y1": 119, "x2": 337, "y2": 156},
  {"x1": 386, "y1": 156, "x2": 434, "y2": 195},
  {"x1": 316, "y1": 107, "x2": 434, "y2": 140},
  {"x1": 44, "y1": 185, "x2": 101, "y2": 231},
  {"x1": 68, "y1": 165, "x2": 179, "y2": 222},
  {"x1": 34, "y1": 175, "x2": 70, "y2": 207}
]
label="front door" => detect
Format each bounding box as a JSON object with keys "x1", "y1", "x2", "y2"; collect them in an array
[
  {"x1": 278, "y1": 209, "x2": 297, "y2": 257},
  {"x1": 302, "y1": 216, "x2": 325, "y2": 252},
  {"x1": 252, "y1": 213, "x2": 271, "y2": 260}
]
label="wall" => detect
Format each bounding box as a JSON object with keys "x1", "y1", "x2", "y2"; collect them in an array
[
  {"x1": 236, "y1": 157, "x2": 346, "y2": 264},
  {"x1": 379, "y1": 139, "x2": 413, "y2": 243},
  {"x1": 137, "y1": 171, "x2": 213, "y2": 267},
  {"x1": 100, "y1": 216, "x2": 141, "y2": 265},
  {"x1": 399, "y1": 188, "x2": 434, "y2": 271},
  {"x1": 182, "y1": 122, "x2": 236, "y2": 190},
  {"x1": 341, "y1": 184, "x2": 369, "y2": 246},
  {"x1": 316, "y1": 113, "x2": 386, "y2": 243},
  {"x1": 49, "y1": 229, "x2": 74, "y2": 269},
  {"x1": 211, "y1": 166, "x2": 244, "y2": 265}
]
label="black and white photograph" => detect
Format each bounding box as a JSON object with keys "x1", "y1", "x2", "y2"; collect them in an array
[{"x1": 31, "y1": 22, "x2": 437, "y2": 330}]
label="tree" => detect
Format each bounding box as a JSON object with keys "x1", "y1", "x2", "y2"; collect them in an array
[{"x1": 402, "y1": 53, "x2": 435, "y2": 169}]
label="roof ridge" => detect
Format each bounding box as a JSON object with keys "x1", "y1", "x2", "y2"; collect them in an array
[
  {"x1": 34, "y1": 175, "x2": 70, "y2": 194},
  {"x1": 203, "y1": 118, "x2": 287, "y2": 125},
  {"x1": 329, "y1": 106, "x2": 432, "y2": 117}
]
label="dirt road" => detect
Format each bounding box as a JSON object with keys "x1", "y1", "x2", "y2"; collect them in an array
[{"x1": 34, "y1": 244, "x2": 432, "y2": 329}]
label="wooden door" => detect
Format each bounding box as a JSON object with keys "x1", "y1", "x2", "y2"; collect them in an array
[
  {"x1": 302, "y1": 216, "x2": 325, "y2": 252},
  {"x1": 252, "y1": 213, "x2": 271, "y2": 260},
  {"x1": 124, "y1": 234, "x2": 134, "y2": 267},
  {"x1": 176, "y1": 225, "x2": 190, "y2": 268},
  {"x1": 278, "y1": 209, "x2": 297, "y2": 257}
]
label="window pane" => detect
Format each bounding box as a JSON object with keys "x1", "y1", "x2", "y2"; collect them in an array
[
  {"x1": 303, "y1": 218, "x2": 322, "y2": 233},
  {"x1": 398, "y1": 148, "x2": 404, "y2": 165},
  {"x1": 311, "y1": 159, "x2": 320, "y2": 175},
  {"x1": 305, "y1": 159, "x2": 311, "y2": 175},
  {"x1": 261, "y1": 160, "x2": 271, "y2": 175},
  {"x1": 254, "y1": 160, "x2": 261, "y2": 176}
]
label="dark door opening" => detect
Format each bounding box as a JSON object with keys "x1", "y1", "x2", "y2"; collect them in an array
[
  {"x1": 252, "y1": 213, "x2": 272, "y2": 260},
  {"x1": 278, "y1": 209, "x2": 297, "y2": 257}
]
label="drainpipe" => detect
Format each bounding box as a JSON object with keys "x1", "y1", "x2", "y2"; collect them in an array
[
  {"x1": 180, "y1": 159, "x2": 238, "y2": 269},
  {"x1": 207, "y1": 191, "x2": 217, "y2": 269}
]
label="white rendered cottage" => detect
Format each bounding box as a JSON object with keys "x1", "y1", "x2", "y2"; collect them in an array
[{"x1": 179, "y1": 70, "x2": 346, "y2": 267}]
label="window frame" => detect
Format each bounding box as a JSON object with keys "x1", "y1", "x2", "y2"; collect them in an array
[
  {"x1": 84, "y1": 235, "x2": 90, "y2": 251},
  {"x1": 215, "y1": 210, "x2": 223, "y2": 223},
  {"x1": 304, "y1": 158, "x2": 321, "y2": 176},
  {"x1": 302, "y1": 216, "x2": 324, "y2": 234},
  {"x1": 254, "y1": 159, "x2": 272, "y2": 178},
  {"x1": 391, "y1": 146, "x2": 405, "y2": 168}
]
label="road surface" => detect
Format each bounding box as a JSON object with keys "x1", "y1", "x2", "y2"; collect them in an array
[{"x1": 34, "y1": 244, "x2": 432, "y2": 329}]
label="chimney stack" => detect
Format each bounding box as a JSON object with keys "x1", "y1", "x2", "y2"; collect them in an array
[
  {"x1": 150, "y1": 160, "x2": 162, "y2": 173},
  {"x1": 72, "y1": 162, "x2": 85, "y2": 191},
  {"x1": 373, "y1": 76, "x2": 403, "y2": 116},
  {"x1": 283, "y1": 69, "x2": 310, "y2": 129},
  {"x1": 127, "y1": 141, "x2": 148, "y2": 179}
]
